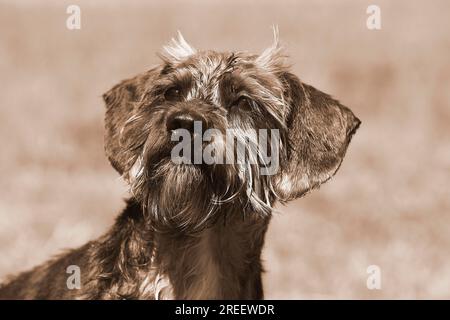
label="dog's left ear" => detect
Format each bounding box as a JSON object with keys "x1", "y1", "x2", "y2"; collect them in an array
[
  {"x1": 103, "y1": 68, "x2": 159, "y2": 174},
  {"x1": 273, "y1": 72, "x2": 361, "y2": 201}
]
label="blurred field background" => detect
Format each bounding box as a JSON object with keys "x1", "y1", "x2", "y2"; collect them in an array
[{"x1": 1, "y1": 0, "x2": 449, "y2": 299}]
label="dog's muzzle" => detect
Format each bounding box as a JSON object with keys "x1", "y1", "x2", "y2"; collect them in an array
[{"x1": 166, "y1": 110, "x2": 207, "y2": 133}]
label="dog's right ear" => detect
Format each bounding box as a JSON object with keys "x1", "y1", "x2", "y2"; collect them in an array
[{"x1": 103, "y1": 68, "x2": 160, "y2": 174}]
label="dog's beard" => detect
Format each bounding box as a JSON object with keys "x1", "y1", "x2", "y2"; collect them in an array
[
  {"x1": 143, "y1": 159, "x2": 214, "y2": 232},
  {"x1": 127, "y1": 130, "x2": 237, "y2": 233},
  {"x1": 128, "y1": 147, "x2": 275, "y2": 233},
  {"x1": 123, "y1": 106, "x2": 283, "y2": 233}
]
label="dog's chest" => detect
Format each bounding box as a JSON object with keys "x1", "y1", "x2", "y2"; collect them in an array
[{"x1": 138, "y1": 228, "x2": 221, "y2": 300}]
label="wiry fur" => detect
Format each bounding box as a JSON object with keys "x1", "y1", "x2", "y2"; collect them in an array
[{"x1": 0, "y1": 32, "x2": 360, "y2": 300}]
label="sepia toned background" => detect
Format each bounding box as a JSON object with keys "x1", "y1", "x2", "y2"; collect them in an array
[{"x1": 1, "y1": 0, "x2": 449, "y2": 299}]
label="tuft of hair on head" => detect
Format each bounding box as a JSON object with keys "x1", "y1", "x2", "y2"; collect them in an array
[
  {"x1": 255, "y1": 25, "x2": 288, "y2": 73},
  {"x1": 161, "y1": 31, "x2": 196, "y2": 63}
]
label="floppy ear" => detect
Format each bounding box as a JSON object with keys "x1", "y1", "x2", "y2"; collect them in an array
[
  {"x1": 103, "y1": 68, "x2": 159, "y2": 175},
  {"x1": 273, "y1": 72, "x2": 361, "y2": 201}
]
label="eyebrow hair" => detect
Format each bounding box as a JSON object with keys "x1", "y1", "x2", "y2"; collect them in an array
[{"x1": 168, "y1": 67, "x2": 194, "y2": 84}]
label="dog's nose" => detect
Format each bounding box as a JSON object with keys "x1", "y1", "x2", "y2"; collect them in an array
[{"x1": 166, "y1": 112, "x2": 206, "y2": 133}]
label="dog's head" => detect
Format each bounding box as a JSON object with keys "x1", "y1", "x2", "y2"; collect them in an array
[{"x1": 103, "y1": 32, "x2": 360, "y2": 232}]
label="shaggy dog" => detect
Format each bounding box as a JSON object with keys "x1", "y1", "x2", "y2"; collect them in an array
[{"x1": 0, "y1": 31, "x2": 360, "y2": 299}]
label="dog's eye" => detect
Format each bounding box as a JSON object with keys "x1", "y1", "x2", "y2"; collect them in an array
[
  {"x1": 164, "y1": 86, "x2": 182, "y2": 101},
  {"x1": 234, "y1": 96, "x2": 252, "y2": 110}
]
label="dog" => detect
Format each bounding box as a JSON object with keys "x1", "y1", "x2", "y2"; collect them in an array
[{"x1": 0, "y1": 31, "x2": 360, "y2": 299}]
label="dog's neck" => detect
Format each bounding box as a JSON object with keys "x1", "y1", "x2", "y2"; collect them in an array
[{"x1": 91, "y1": 199, "x2": 270, "y2": 299}]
